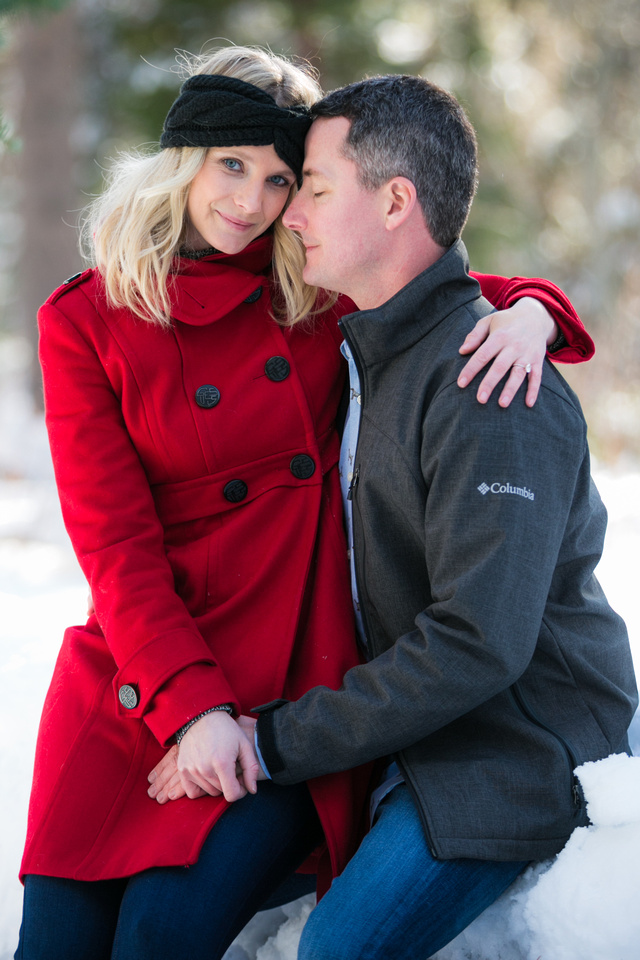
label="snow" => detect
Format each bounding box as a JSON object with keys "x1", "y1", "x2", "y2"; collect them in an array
[
  {"x1": 522, "y1": 755, "x2": 640, "y2": 960},
  {"x1": 1, "y1": 336, "x2": 639, "y2": 960}
]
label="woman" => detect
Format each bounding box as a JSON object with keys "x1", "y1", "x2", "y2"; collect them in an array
[{"x1": 16, "y1": 45, "x2": 592, "y2": 959}]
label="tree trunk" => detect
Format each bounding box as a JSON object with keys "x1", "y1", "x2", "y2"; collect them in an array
[{"x1": 14, "y1": 1, "x2": 85, "y2": 407}]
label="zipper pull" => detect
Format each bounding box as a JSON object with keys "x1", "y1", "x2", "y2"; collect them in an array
[
  {"x1": 572, "y1": 778, "x2": 583, "y2": 808},
  {"x1": 347, "y1": 466, "x2": 360, "y2": 501}
]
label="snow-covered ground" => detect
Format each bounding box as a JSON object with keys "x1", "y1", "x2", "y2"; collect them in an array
[{"x1": 1, "y1": 338, "x2": 639, "y2": 960}]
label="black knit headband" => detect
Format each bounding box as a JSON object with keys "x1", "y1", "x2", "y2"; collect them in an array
[{"x1": 160, "y1": 74, "x2": 312, "y2": 184}]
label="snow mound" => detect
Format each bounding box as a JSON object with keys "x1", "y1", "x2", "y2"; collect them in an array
[
  {"x1": 255, "y1": 897, "x2": 315, "y2": 960},
  {"x1": 578, "y1": 751, "x2": 640, "y2": 826},
  {"x1": 523, "y1": 754, "x2": 640, "y2": 960}
]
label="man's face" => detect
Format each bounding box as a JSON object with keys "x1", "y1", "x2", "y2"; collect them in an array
[{"x1": 283, "y1": 116, "x2": 387, "y2": 305}]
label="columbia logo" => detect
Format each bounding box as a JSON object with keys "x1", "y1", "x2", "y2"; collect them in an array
[{"x1": 478, "y1": 481, "x2": 535, "y2": 501}]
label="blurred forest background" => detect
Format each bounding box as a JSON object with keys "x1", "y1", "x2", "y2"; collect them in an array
[{"x1": 0, "y1": 0, "x2": 639, "y2": 465}]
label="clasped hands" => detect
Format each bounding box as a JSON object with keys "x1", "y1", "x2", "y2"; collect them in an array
[{"x1": 147, "y1": 711, "x2": 267, "y2": 805}]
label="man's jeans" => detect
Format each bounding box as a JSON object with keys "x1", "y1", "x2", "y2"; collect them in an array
[
  {"x1": 298, "y1": 784, "x2": 528, "y2": 960},
  {"x1": 15, "y1": 781, "x2": 320, "y2": 960}
]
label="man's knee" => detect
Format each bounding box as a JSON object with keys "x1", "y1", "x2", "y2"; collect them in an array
[{"x1": 298, "y1": 905, "x2": 353, "y2": 960}]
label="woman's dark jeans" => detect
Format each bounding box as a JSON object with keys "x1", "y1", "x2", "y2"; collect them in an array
[{"x1": 16, "y1": 780, "x2": 321, "y2": 960}]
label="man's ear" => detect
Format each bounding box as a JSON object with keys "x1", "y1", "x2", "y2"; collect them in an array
[{"x1": 383, "y1": 177, "x2": 418, "y2": 231}]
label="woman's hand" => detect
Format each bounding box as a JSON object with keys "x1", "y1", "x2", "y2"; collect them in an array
[
  {"x1": 457, "y1": 297, "x2": 557, "y2": 408},
  {"x1": 148, "y1": 712, "x2": 261, "y2": 804},
  {"x1": 147, "y1": 714, "x2": 267, "y2": 804},
  {"x1": 177, "y1": 710, "x2": 260, "y2": 802}
]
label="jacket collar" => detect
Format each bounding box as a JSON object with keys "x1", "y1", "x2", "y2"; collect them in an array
[
  {"x1": 339, "y1": 240, "x2": 482, "y2": 365},
  {"x1": 170, "y1": 235, "x2": 273, "y2": 325}
]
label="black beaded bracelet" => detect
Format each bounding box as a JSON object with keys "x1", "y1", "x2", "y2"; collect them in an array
[
  {"x1": 175, "y1": 704, "x2": 233, "y2": 745},
  {"x1": 547, "y1": 329, "x2": 566, "y2": 353}
]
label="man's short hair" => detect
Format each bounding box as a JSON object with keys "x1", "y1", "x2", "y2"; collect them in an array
[{"x1": 312, "y1": 75, "x2": 478, "y2": 247}]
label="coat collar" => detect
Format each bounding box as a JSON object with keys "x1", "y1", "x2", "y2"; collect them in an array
[
  {"x1": 170, "y1": 235, "x2": 273, "y2": 325},
  {"x1": 338, "y1": 240, "x2": 482, "y2": 365}
]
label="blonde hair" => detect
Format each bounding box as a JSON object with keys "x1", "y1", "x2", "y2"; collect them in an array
[{"x1": 82, "y1": 46, "x2": 334, "y2": 327}]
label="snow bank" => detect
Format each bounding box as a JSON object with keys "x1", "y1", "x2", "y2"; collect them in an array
[{"x1": 523, "y1": 754, "x2": 640, "y2": 960}]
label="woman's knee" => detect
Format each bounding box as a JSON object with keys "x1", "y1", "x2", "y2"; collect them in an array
[{"x1": 16, "y1": 875, "x2": 123, "y2": 960}]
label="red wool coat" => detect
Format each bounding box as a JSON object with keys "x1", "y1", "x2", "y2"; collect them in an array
[{"x1": 21, "y1": 236, "x2": 592, "y2": 884}]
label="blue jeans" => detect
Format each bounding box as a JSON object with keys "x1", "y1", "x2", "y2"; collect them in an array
[
  {"x1": 15, "y1": 780, "x2": 321, "y2": 960},
  {"x1": 298, "y1": 784, "x2": 528, "y2": 960}
]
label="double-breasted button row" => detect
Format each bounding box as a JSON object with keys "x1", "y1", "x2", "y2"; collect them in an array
[
  {"x1": 194, "y1": 357, "x2": 289, "y2": 410},
  {"x1": 222, "y1": 455, "x2": 316, "y2": 504}
]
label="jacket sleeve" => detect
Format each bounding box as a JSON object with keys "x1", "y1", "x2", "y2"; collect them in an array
[
  {"x1": 471, "y1": 272, "x2": 594, "y2": 363},
  {"x1": 256, "y1": 376, "x2": 595, "y2": 784},
  {"x1": 38, "y1": 299, "x2": 241, "y2": 746}
]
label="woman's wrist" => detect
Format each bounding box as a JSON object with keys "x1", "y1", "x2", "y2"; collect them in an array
[
  {"x1": 547, "y1": 327, "x2": 566, "y2": 353},
  {"x1": 175, "y1": 704, "x2": 233, "y2": 745}
]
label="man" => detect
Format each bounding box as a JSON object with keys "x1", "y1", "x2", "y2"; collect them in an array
[
  {"x1": 244, "y1": 75, "x2": 638, "y2": 958},
  {"x1": 148, "y1": 75, "x2": 636, "y2": 956}
]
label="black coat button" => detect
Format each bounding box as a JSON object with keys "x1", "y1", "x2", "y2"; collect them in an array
[
  {"x1": 195, "y1": 385, "x2": 221, "y2": 408},
  {"x1": 63, "y1": 272, "x2": 82, "y2": 285},
  {"x1": 244, "y1": 287, "x2": 263, "y2": 303},
  {"x1": 265, "y1": 357, "x2": 290, "y2": 382},
  {"x1": 290, "y1": 455, "x2": 316, "y2": 479},
  {"x1": 119, "y1": 684, "x2": 139, "y2": 709},
  {"x1": 223, "y1": 479, "x2": 248, "y2": 503}
]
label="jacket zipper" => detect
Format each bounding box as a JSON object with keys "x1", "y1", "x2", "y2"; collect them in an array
[
  {"x1": 347, "y1": 466, "x2": 359, "y2": 500},
  {"x1": 395, "y1": 755, "x2": 440, "y2": 858},
  {"x1": 509, "y1": 682, "x2": 583, "y2": 809},
  {"x1": 338, "y1": 322, "x2": 376, "y2": 649},
  {"x1": 340, "y1": 323, "x2": 440, "y2": 854}
]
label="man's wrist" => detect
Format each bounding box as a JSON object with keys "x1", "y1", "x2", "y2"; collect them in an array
[
  {"x1": 254, "y1": 727, "x2": 272, "y2": 780},
  {"x1": 253, "y1": 703, "x2": 289, "y2": 777}
]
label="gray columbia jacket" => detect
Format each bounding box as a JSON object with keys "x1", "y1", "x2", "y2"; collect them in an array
[{"x1": 256, "y1": 240, "x2": 638, "y2": 862}]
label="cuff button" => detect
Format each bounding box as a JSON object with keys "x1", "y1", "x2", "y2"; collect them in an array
[{"x1": 118, "y1": 684, "x2": 139, "y2": 709}]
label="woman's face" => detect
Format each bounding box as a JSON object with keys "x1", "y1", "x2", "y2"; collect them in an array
[{"x1": 186, "y1": 144, "x2": 296, "y2": 254}]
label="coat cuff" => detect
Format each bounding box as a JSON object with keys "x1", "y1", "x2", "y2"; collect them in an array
[
  {"x1": 112, "y1": 628, "x2": 221, "y2": 719},
  {"x1": 501, "y1": 282, "x2": 595, "y2": 362},
  {"x1": 142, "y1": 661, "x2": 240, "y2": 747}
]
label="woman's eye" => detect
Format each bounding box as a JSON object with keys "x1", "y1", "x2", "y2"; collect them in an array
[
  {"x1": 269, "y1": 175, "x2": 291, "y2": 187},
  {"x1": 223, "y1": 159, "x2": 242, "y2": 171},
  {"x1": 313, "y1": 191, "x2": 325, "y2": 198}
]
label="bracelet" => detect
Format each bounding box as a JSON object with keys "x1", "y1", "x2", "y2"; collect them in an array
[
  {"x1": 547, "y1": 329, "x2": 566, "y2": 353},
  {"x1": 175, "y1": 704, "x2": 233, "y2": 745}
]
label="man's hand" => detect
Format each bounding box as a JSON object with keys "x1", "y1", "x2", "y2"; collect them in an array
[
  {"x1": 236, "y1": 714, "x2": 268, "y2": 783},
  {"x1": 457, "y1": 297, "x2": 557, "y2": 408},
  {"x1": 148, "y1": 744, "x2": 204, "y2": 804},
  {"x1": 236, "y1": 714, "x2": 258, "y2": 739}
]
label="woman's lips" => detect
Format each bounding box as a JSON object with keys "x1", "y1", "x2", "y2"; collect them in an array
[{"x1": 218, "y1": 212, "x2": 256, "y2": 230}]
